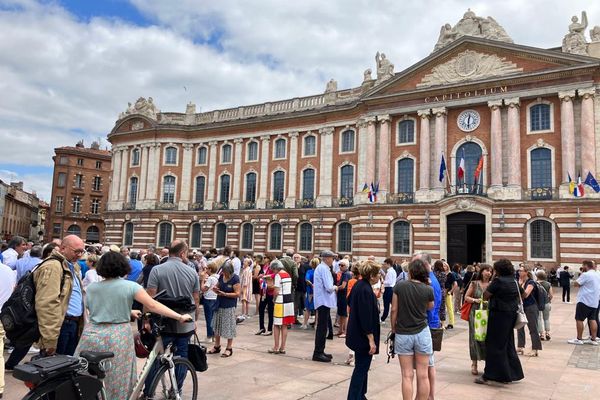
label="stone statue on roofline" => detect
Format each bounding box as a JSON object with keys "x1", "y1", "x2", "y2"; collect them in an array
[
  {"x1": 119, "y1": 96, "x2": 160, "y2": 120},
  {"x1": 591, "y1": 26, "x2": 600, "y2": 42},
  {"x1": 325, "y1": 78, "x2": 338, "y2": 93},
  {"x1": 375, "y1": 52, "x2": 394, "y2": 83},
  {"x1": 562, "y1": 11, "x2": 588, "y2": 55}
]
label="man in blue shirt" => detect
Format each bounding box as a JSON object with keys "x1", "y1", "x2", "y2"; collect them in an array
[
  {"x1": 15, "y1": 245, "x2": 42, "y2": 281},
  {"x1": 127, "y1": 251, "x2": 143, "y2": 282},
  {"x1": 312, "y1": 250, "x2": 338, "y2": 362}
]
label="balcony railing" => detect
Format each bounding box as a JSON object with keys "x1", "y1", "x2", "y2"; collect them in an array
[
  {"x1": 447, "y1": 184, "x2": 487, "y2": 197},
  {"x1": 266, "y1": 200, "x2": 285, "y2": 209},
  {"x1": 238, "y1": 201, "x2": 256, "y2": 210},
  {"x1": 387, "y1": 192, "x2": 414, "y2": 204},
  {"x1": 123, "y1": 202, "x2": 136, "y2": 210},
  {"x1": 213, "y1": 201, "x2": 229, "y2": 210},
  {"x1": 296, "y1": 198, "x2": 315, "y2": 208},
  {"x1": 188, "y1": 202, "x2": 204, "y2": 211},
  {"x1": 332, "y1": 196, "x2": 354, "y2": 207},
  {"x1": 156, "y1": 202, "x2": 177, "y2": 210},
  {"x1": 526, "y1": 187, "x2": 555, "y2": 201}
]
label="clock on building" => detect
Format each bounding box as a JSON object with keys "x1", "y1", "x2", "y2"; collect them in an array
[{"x1": 457, "y1": 110, "x2": 481, "y2": 132}]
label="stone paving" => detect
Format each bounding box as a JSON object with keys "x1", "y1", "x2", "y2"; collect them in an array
[{"x1": 3, "y1": 290, "x2": 600, "y2": 399}]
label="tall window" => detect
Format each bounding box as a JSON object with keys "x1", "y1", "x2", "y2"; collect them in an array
[
  {"x1": 245, "y1": 173, "x2": 257, "y2": 202},
  {"x1": 158, "y1": 222, "x2": 173, "y2": 248},
  {"x1": 57, "y1": 172, "x2": 66, "y2": 187},
  {"x1": 86, "y1": 226, "x2": 100, "y2": 243},
  {"x1": 273, "y1": 171, "x2": 285, "y2": 201},
  {"x1": 95, "y1": 161, "x2": 102, "y2": 169},
  {"x1": 59, "y1": 156, "x2": 68, "y2": 165},
  {"x1": 302, "y1": 169, "x2": 315, "y2": 199},
  {"x1": 530, "y1": 104, "x2": 551, "y2": 132},
  {"x1": 91, "y1": 198, "x2": 100, "y2": 214},
  {"x1": 531, "y1": 220, "x2": 553, "y2": 259},
  {"x1": 338, "y1": 222, "x2": 352, "y2": 253},
  {"x1": 221, "y1": 144, "x2": 232, "y2": 163},
  {"x1": 132, "y1": 148, "x2": 140, "y2": 166},
  {"x1": 195, "y1": 176, "x2": 205, "y2": 204},
  {"x1": 124, "y1": 222, "x2": 134, "y2": 246},
  {"x1": 304, "y1": 135, "x2": 316, "y2": 156},
  {"x1": 215, "y1": 223, "x2": 227, "y2": 248},
  {"x1": 67, "y1": 224, "x2": 81, "y2": 237},
  {"x1": 340, "y1": 165, "x2": 354, "y2": 198},
  {"x1": 247, "y1": 141, "x2": 258, "y2": 161},
  {"x1": 455, "y1": 142, "x2": 482, "y2": 185},
  {"x1": 241, "y1": 223, "x2": 253, "y2": 250},
  {"x1": 190, "y1": 223, "x2": 202, "y2": 248},
  {"x1": 341, "y1": 130, "x2": 355, "y2": 152},
  {"x1": 530, "y1": 148, "x2": 552, "y2": 188},
  {"x1": 129, "y1": 177, "x2": 138, "y2": 205},
  {"x1": 220, "y1": 175, "x2": 230, "y2": 203},
  {"x1": 75, "y1": 174, "x2": 83, "y2": 188},
  {"x1": 299, "y1": 223, "x2": 313, "y2": 252},
  {"x1": 397, "y1": 158, "x2": 414, "y2": 193},
  {"x1": 197, "y1": 146, "x2": 207, "y2": 164},
  {"x1": 269, "y1": 223, "x2": 282, "y2": 251},
  {"x1": 398, "y1": 120, "x2": 415, "y2": 144},
  {"x1": 165, "y1": 146, "x2": 177, "y2": 165},
  {"x1": 55, "y1": 196, "x2": 64, "y2": 213},
  {"x1": 77, "y1": 158, "x2": 84, "y2": 166},
  {"x1": 72, "y1": 196, "x2": 81, "y2": 213},
  {"x1": 393, "y1": 221, "x2": 410, "y2": 254},
  {"x1": 163, "y1": 175, "x2": 176, "y2": 203},
  {"x1": 274, "y1": 138, "x2": 286, "y2": 159},
  {"x1": 92, "y1": 176, "x2": 101, "y2": 191},
  {"x1": 53, "y1": 223, "x2": 62, "y2": 236}
]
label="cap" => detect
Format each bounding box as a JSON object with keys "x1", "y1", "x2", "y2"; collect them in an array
[{"x1": 320, "y1": 250, "x2": 337, "y2": 258}]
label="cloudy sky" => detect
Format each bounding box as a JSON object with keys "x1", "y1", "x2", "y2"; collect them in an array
[{"x1": 1, "y1": 0, "x2": 599, "y2": 201}]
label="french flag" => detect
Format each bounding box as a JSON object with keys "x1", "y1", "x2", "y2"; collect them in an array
[
  {"x1": 457, "y1": 151, "x2": 465, "y2": 182},
  {"x1": 574, "y1": 173, "x2": 584, "y2": 197}
]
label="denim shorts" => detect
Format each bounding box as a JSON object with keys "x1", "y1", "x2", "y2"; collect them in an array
[{"x1": 394, "y1": 326, "x2": 433, "y2": 356}]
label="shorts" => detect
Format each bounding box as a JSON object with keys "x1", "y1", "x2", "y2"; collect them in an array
[
  {"x1": 575, "y1": 302, "x2": 599, "y2": 321},
  {"x1": 394, "y1": 326, "x2": 433, "y2": 356}
]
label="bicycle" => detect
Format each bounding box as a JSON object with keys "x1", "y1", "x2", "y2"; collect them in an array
[{"x1": 15, "y1": 312, "x2": 198, "y2": 400}]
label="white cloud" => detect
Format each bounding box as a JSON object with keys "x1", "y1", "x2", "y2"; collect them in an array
[{"x1": 0, "y1": 169, "x2": 53, "y2": 201}]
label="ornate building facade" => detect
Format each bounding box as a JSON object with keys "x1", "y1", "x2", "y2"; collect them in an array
[{"x1": 105, "y1": 11, "x2": 600, "y2": 267}]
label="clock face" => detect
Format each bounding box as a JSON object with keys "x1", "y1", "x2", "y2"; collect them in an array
[{"x1": 457, "y1": 110, "x2": 481, "y2": 132}]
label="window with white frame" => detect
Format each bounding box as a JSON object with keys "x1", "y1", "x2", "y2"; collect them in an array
[
  {"x1": 397, "y1": 120, "x2": 415, "y2": 144},
  {"x1": 530, "y1": 219, "x2": 553, "y2": 259},
  {"x1": 340, "y1": 165, "x2": 354, "y2": 198},
  {"x1": 195, "y1": 176, "x2": 205, "y2": 204},
  {"x1": 132, "y1": 148, "x2": 140, "y2": 166},
  {"x1": 245, "y1": 173, "x2": 257, "y2": 202},
  {"x1": 393, "y1": 221, "x2": 410, "y2": 255},
  {"x1": 190, "y1": 223, "x2": 202, "y2": 248},
  {"x1": 67, "y1": 224, "x2": 81, "y2": 236},
  {"x1": 197, "y1": 146, "x2": 207, "y2": 164},
  {"x1": 158, "y1": 222, "x2": 173, "y2": 248},
  {"x1": 55, "y1": 196, "x2": 64, "y2": 213},
  {"x1": 341, "y1": 130, "x2": 355, "y2": 153},
  {"x1": 302, "y1": 169, "x2": 315, "y2": 200},
  {"x1": 247, "y1": 141, "x2": 258, "y2": 161},
  {"x1": 219, "y1": 175, "x2": 230, "y2": 203},
  {"x1": 530, "y1": 104, "x2": 551, "y2": 132},
  {"x1": 57, "y1": 172, "x2": 66, "y2": 187},
  {"x1": 530, "y1": 148, "x2": 552, "y2": 188},
  {"x1": 75, "y1": 174, "x2": 83, "y2": 188},
  {"x1": 269, "y1": 223, "x2": 282, "y2": 251},
  {"x1": 241, "y1": 223, "x2": 253, "y2": 250},
  {"x1": 92, "y1": 176, "x2": 101, "y2": 191},
  {"x1": 274, "y1": 138, "x2": 286, "y2": 159},
  {"x1": 273, "y1": 171, "x2": 285, "y2": 202},
  {"x1": 299, "y1": 223, "x2": 313, "y2": 252},
  {"x1": 337, "y1": 222, "x2": 352, "y2": 253},
  {"x1": 221, "y1": 144, "x2": 232, "y2": 163},
  {"x1": 162, "y1": 175, "x2": 176, "y2": 204},
  {"x1": 304, "y1": 135, "x2": 316, "y2": 156},
  {"x1": 215, "y1": 223, "x2": 227, "y2": 248},
  {"x1": 123, "y1": 222, "x2": 134, "y2": 246},
  {"x1": 91, "y1": 198, "x2": 100, "y2": 214},
  {"x1": 72, "y1": 196, "x2": 81, "y2": 213},
  {"x1": 397, "y1": 158, "x2": 414, "y2": 193},
  {"x1": 129, "y1": 177, "x2": 138, "y2": 205},
  {"x1": 165, "y1": 146, "x2": 177, "y2": 165}
]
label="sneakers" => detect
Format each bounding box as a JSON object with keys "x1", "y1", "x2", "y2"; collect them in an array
[
  {"x1": 584, "y1": 339, "x2": 600, "y2": 346},
  {"x1": 567, "y1": 338, "x2": 584, "y2": 345}
]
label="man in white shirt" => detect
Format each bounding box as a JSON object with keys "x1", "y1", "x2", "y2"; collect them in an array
[
  {"x1": 381, "y1": 258, "x2": 397, "y2": 324},
  {"x1": 1, "y1": 235, "x2": 27, "y2": 270},
  {"x1": 312, "y1": 250, "x2": 338, "y2": 363},
  {"x1": 231, "y1": 249, "x2": 242, "y2": 276},
  {"x1": 0, "y1": 260, "x2": 17, "y2": 397},
  {"x1": 568, "y1": 260, "x2": 600, "y2": 345}
]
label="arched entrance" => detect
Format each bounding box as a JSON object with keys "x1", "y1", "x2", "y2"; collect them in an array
[{"x1": 446, "y1": 212, "x2": 485, "y2": 266}]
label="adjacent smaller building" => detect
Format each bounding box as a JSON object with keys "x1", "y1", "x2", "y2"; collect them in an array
[
  {"x1": 0, "y1": 180, "x2": 40, "y2": 241},
  {"x1": 47, "y1": 141, "x2": 111, "y2": 243}
]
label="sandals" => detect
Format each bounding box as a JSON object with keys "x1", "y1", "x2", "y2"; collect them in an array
[
  {"x1": 207, "y1": 345, "x2": 221, "y2": 354},
  {"x1": 268, "y1": 348, "x2": 279, "y2": 354},
  {"x1": 525, "y1": 351, "x2": 538, "y2": 357},
  {"x1": 255, "y1": 329, "x2": 266, "y2": 336},
  {"x1": 474, "y1": 377, "x2": 492, "y2": 386},
  {"x1": 516, "y1": 348, "x2": 524, "y2": 355},
  {"x1": 220, "y1": 348, "x2": 233, "y2": 358}
]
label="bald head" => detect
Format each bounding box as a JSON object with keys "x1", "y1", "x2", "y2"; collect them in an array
[{"x1": 60, "y1": 235, "x2": 85, "y2": 262}]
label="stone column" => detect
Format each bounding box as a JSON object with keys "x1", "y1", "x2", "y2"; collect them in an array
[
  {"x1": 377, "y1": 115, "x2": 391, "y2": 202},
  {"x1": 580, "y1": 87, "x2": 596, "y2": 177},
  {"x1": 431, "y1": 107, "x2": 446, "y2": 199},
  {"x1": 178, "y1": 143, "x2": 194, "y2": 210},
  {"x1": 110, "y1": 146, "x2": 122, "y2": 202},
  {"x1": 365, "y1": 117, "x2": 377, "y2": 186},
  {"x1": 144, "y1": 144, "x2": 156, "y2": 202},
  {"x1": 230, "y1": 138, "x2": 244, "y2": 209},
  {"x1": 118, "y1": 147, "x2": 129, "y2": 202},
  {"x1": 257, "y1": 135, "x2": 270, "y2": 208},
  {"x1": 488, "y1": 100, "x2": 503, "y2": 196},
  {"x1": 206, "y1": 141, "x2": 218, "y2": 209},
  {"x1": 286, "y1": 131, "x2": 299, "y2": 208},
  {"x1": 138, "y1": 145, "x2": 148, "y2": 205},
  {"x1": 316, "y1": 127, "x2": 334, "y2": 207},
  {"x1": 504, "y1": 98, "x2": 521, "y2": 200},
  {"x1": 355, "y1": 118, "x2": 368, "y2": 202},
  {"x1": 149, "y1": 144, "x2": 161, "y2": 202},
  {"x1": 559, "y1": 91, "x2": 576, "y2": 185},
  {"x1": 415, "y1": 110, "x2": 431, "y2": 202}
]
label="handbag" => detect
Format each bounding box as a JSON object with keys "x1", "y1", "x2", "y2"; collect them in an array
[
  {"x1": 187, "y1": 332, "x2": 208, "y2": 372},
  {"x1": 514, "y1": 280, "x2": 528, "y2": 330},
  {"x1": 430, "y1": 328, "x2": 443, "y2": 352},
  {"x1": 460, "y1": 300, "x2": 472, "y2": 321},
  {"x1": 473, "y1": 297, "x2": 489, "y2": 342}
]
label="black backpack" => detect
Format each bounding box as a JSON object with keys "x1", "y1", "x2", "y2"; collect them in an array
[
  {"x1": 0, "y1": 256, "x2": 65, "y2": 347},
  {"x1": 535, "y1": 281, "x2": 548, "y2": 312}
]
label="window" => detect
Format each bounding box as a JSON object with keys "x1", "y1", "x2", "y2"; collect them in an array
[
  {"x1": 67, "y1": 224, "x2": 81, "y2": 237},
  {"x1": 52, "y1": 223, "x2": 62, "y2": 236},
  {"x1": 273, "y1": 171, "x2": 285, "y2": 201},
  {"x1": 162, "y1": 175, "x2": 176, "y2": 204},
  {"x1": 75, "y1": 174, "x2": 83, "y2": 188},
  {"x1": 219, "y1": 175, "x2": 230, "y2": 203},
  {"x1": 269, "y1": 223, "x2": 282, "y2": 251},
  {"x1": 195, "y1": 176, "x2": 205, "y2": 204},
  {"x1": 129, "y1": 177, "x2": 138, "y2": 205},
  {"x1": 55, "y1": 196, "x2": 64, "y2": 213},
  {"x1": 530, "y1": 104, "x2": 551, "y2": 132},
  {"x1": 299, "y1": 223, "x2": 313, "y2": 252},
  {"x1": 247, "y1": 141, "x2": 258, "y2": 161},
  {"x1": 95, "y1": 161, "x2": 102, "y2": 169},
  {"x1": 397, "y1": 158, "x2": 414, "y2": 193},
  {"x1": 158, "y1": 222, "x2": 173, "y2": 248},
  {"x1": 274, "y1": 138, "x2": 286, "y2": 159},
  {"x1": 91, "y1": 198, "x2": 100, "y2": 214},
  {"x1": 241, "y1": 223, "x2": 253, "y2": 250},
  {"x1": 57, "y1": 172, "x2": 66, "y2": 187},
  {"x1": 245, "y1": 173, "x2": 257, "y2": 202},
  {"x1": 304, "y1": 135, "x2": 316, "y2": 156},
  {"x1": 341, "y1": 130, "x2": 355, "y2": 153},
  {"x1": 455, "y1": 142, "x2": 482, "y2": 185},
  {"x1": 338, "y1": 222, "x2": 352, "y2": 253},
  {"x1": 398, "y1": 120, "x2": 415, "y2": 144},
  {"x1": 221, "y1": 144, "x2": 232, "y2": 163},
  {"x1": 302, "y1": 169, "x2": 315, "y2": 200},
  {"x1": 132, "y1": 148, "x2": 140, "y2": 166},
  {"x1": 123, "y1": 222, "x2": 134, "y2": 246},
  {"x1": 530, "y1": 148, "x2": 551, "y2": 188},
  {"x1": 77, "y1": 158, "x2": 83, "y2": 166},
  {"x1": 197, "y1": 146, "x2": 207, "y2": 165},
  {"x1": 531, "y1": 220, "x2": 553, "y2": 259},
  {"x1": 190, "y1": 223, "x2": 202, "y2": 248},
  {"x1": 340, "y1": 165, "x2": 354, "y2": 198},
  {"x1": 165, "y1": 146, "x2": 177, "y2": 165},
  {"x1": 59, "y1": 156, "x2": 68, "y2": 165},
  {"x1": 86, "y1": 226, "x2": 100, "y2": 243},
  {"x1": 72, "y1": 196, "x2": 81, "y2": 213},
  {"x1": 393, "y1": 221, "x2": 410, "y2": 255},
  {"x1": 92, "y1": 176, "x2": 101, "y2": 191},
  {"x1": 215, "y1": 223, "x2": 227, "y2": 248}
]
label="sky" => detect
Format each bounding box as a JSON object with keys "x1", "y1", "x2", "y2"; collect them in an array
[{"x1": 1, "y1": 0, "x2": 599, "y2": 201}]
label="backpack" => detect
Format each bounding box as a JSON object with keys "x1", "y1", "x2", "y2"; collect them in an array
[
  {"x1": 0, "y1": 256, "x2": 65, "y2": 347},
  {"x1": 535, "y1": 281, "x2": 548, "y2": 312},
  {"x1": 453, "y1": 271, "x2": 464, "y2": 289}
]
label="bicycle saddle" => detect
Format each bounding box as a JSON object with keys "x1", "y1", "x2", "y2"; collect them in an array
[{"x1": 79, "y1": 351, "x2": 114, "y2": 364}]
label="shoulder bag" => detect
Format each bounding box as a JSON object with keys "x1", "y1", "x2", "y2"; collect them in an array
[{"x1": 514, "y1": 280, "x2": 528, "y2": 330}]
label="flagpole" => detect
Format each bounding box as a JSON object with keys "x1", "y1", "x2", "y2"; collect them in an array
[{"x1": 444, "y1": 152, "x2": 451, "y2": 194}]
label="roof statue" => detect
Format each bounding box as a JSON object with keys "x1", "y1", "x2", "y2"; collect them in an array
[
  {"x1": 119, "y1": 96, "x2": 160, "y2": 120},
  {"x1": 591, "y1": 26, "x2": 600, "y2": 42},
  {"x1": 375, "y1": 52, "x2": 394, "y2": 84},
  {"x1": 562, "y1": 11, "x2": 589, "y2": 55},
  {"x1": 433, "y1": 9, "x2": 513, "y2": 52},
  {"x1": 324, "y1": 78, "x2": 338, "y2": 93}
]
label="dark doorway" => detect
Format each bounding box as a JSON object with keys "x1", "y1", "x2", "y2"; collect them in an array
[{"x1": 446, "y1": 212, "x2": 485, "y2": 266}]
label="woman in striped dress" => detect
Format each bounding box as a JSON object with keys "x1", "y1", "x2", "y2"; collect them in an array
[{"x1": 269, "y1": 259, "x2": 295, "y2": 354}]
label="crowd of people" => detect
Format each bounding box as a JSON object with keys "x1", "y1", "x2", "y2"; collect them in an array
[{"x1": 0, "y1": 234, "x2": 599, "y2": 400}]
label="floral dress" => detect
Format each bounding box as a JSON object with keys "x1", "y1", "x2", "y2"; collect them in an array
[
  {"x1": 240, "y1": 265, "x2": 253, "y2": 302},
  {"x1": 468, "y1": 281, "x2": 487, "y2": 361}
]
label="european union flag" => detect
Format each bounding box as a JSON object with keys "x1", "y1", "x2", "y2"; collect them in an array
[
  {"x1": 584, "y1": 172, "x2": 600, "y2": 193},
  {"x1": 439, "y1": 154, "x2": 447, "y2": 182}
]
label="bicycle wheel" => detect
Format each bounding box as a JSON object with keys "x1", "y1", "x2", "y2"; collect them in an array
[{"x1": 146, "y1": 357, "x2": 198, "y2": 400}]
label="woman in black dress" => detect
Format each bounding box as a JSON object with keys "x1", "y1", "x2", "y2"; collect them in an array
[{"x1": 476, "y1": 259, "x2": 524, "y2": 385}]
